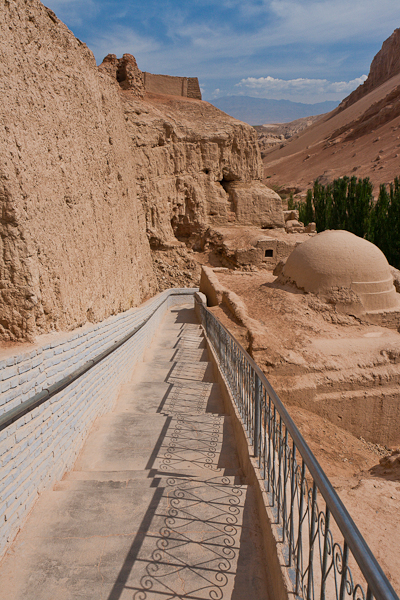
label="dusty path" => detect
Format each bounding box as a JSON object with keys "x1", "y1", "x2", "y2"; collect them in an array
[{"x1": 0, "y1": 305, "x2": 270, "y2": 600}]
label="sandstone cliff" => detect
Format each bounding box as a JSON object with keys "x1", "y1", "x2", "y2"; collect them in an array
[
  {"x1": 0, "y1": 2, "x2": 282, "y2": 341},
  {"x1": 99, "y1": 54, "x2": 284, "y2": 249},
  {"x1": 340, "y1": 28, "x2": 400, "y2": 111},
  {"x1": 0, "y1": 1, "x2": 157, "y2": 340}
]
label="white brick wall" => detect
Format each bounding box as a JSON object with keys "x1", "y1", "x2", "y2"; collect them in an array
[{"x1": 0, "y1": 288, "x2": 196, "y2": 558}]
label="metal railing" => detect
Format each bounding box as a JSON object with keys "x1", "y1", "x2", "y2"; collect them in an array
[{"x1": 197, "y1": 298, "x2": 398, "y2": 600}]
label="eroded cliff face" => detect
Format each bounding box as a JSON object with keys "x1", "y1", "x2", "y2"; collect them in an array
[
  {"x1": 99, "y1": 54, "x2": 284, "y2": 249},
  {"x1": 0, "y1": 2, "x2": 283, "y2": 341},
  {"x1": 127, "y1": 94, "x2": 284, "y2": 247},
  {"x1": 0, "y1": 1, "x2": 156, "y2": 340},
  {"x1": 340, "y1": 28, "x2": 400, "y2": 111}
]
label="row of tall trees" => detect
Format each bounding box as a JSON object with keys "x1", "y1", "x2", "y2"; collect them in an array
[{"x1": 290, "y1": 176, "x2": 400, "y2": 268}]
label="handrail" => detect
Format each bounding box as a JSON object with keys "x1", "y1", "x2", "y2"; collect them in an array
[
  {"x1": 0, "y1": 289, "x2": 196, "y2": 433},
  {"x1": 196, "y1": 296, "x2": 398, "y2": 600}
]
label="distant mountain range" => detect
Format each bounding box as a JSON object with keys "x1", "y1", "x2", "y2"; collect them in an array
[{"x1": 210, "y1": 95, "x2": 339, "y2": 125}]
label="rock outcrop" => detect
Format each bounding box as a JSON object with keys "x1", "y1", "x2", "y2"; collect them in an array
[
  {"x1": 99, "y1": 54, "x2": 284, "y2": 248},
  {"x1": 0, "y1": 1, "x2": 157, "y2": 340},
  {"x1": 340, "y1": 28, "x2": 400, "y2": 111},
  {"x1": 0, "y1": 0, "x2": 282, "y2": 341},
  {"x1": 99, "y1": 53, "x2": 145, "y2": 97},
  {"x1": 222, "y1": 181, "x2": 283, "y2": 228}
]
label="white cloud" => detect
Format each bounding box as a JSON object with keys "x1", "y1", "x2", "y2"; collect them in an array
[
  {"x1": 43, "y1": 0, "x2": 400, "y2": 102},
  {"x1": 235, "y1": 74, "x2": 368, "y2": 103},
  {"x1": 267, "y1": 0, "x2": 399, "y2": 43},
  {"x1": 167, "y1": 0, "x2": 400, "y2": 61}
]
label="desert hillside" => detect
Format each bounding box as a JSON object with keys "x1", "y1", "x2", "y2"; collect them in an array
[
  {"x1": 263, "y1": 28, "x2": 400, "y2": 194},
  {"x1": 0, "y1": 0, "x2": 282, "y2": 341},
  {"x1": 255, "y1": 115, "x2": 325, "y2": 155}
]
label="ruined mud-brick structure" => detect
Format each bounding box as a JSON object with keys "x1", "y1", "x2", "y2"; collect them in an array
[
  {"x1": 143, "y1": 71, "x2": 202, "y2": 100},
  {"x1": 99, "y1": 53, "x2": 202, "y2": 100}
]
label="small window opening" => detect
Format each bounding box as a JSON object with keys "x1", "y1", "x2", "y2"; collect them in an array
[{"x1": 265, "y1": 249, "x2": 274, "y2": 258}]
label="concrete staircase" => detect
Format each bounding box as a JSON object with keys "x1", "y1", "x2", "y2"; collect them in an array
[{"x1": 0, "y1": 304, "x2": 270, "y2": 599}]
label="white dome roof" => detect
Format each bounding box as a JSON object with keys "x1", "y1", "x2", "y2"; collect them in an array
[{"x1": 282, "y1": 230, "x2": 399, "y2": 312}]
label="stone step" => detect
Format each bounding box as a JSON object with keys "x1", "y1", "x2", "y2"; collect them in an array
[
  {"x1": 116, "y1": 380, "x2": 224, "y2": 415},
  {"x1": 131, "y1": 359, "x2": 214, "y2": 384},
  {"x1": 56, "y1": 471, "x2": 245, "y2": 491},
  {"x1": 164, "y1": 308, "x2": 199, "y2": 324},
  {"x1": 143, "y1": 346, "x2": 209, "y2": 362},
  {"x1": 63, "y1": 468, "x2": 244, "y2": 482},
  {"x1": 157, "y1": 331, "x2": 204, "y2": 340},
  {"x1": 73, "y1": 412, "x2": 239, "y2": 474},
  {"x1": 160, "y1": 324, "x2": 203, "y2": 333},
  {"x1": 152, "y1": 335, "x2": 207, "y2": 349}
]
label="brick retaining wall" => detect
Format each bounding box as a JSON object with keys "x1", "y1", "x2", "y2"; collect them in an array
[{"x1": 0, "y1": 289, "x2": 196, "y2": 558}]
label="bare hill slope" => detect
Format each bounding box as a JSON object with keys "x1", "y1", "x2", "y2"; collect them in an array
[{"x1": 263, "y1": 29, "x2": 400, "y2": 194}]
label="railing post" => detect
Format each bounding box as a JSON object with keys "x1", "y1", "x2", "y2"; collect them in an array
[
  {"x1": 307, "y1": 481, "x2": 318, "y2": 600},
  {"x1": 296, "y1": 461, "x2": 306, "y2": 596},
  {"x1": 282, "y1": 427, "x2": 288, "y2": 543},
  {"x1": 339, "y1": 542, "x2": 349, "y2": 600},
  {"x1": 320, "y1": 506, "x2": 331, "y2": 600},
  {"x1": 289, "y1": 443, "x2": 296, "y2": 567},
  {"x1": 254, "y1": 373, "x2": 260, "y2": 458}
]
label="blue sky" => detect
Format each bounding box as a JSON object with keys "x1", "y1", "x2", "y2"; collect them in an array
[{"x1": 44, "y1": 0, "x2": 400, "y2": 104}]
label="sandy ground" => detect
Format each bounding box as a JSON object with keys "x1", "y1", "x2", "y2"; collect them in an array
[{"x1": 207, "y1": 268, "x2": 400, "y2": 595}]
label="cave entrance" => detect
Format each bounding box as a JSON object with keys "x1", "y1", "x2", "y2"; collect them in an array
[
  {"x1": 116, "y1": 64, "x2": 127, "y2": 85},
  {"x1": 265, "y1": 249, "x2": 274, "y2": 258},
  {"x1": 219, "y1": 176, "x2": 237, "y2": 216},
  {"x1": 219, "y1": 176, "x2": 231, "y2": 193}
]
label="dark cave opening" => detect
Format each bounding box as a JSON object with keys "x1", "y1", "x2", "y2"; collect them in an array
[{"x1": 116, "y1": 64, "x2": 127, "y2": 85}]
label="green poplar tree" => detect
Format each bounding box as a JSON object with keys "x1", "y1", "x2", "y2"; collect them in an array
[
  {"x1": 368, "y1": 184, "x2": 390, "y2": 259},
  {"x1": 347, "y1": 177, "x2": 373, "y2": 237}
]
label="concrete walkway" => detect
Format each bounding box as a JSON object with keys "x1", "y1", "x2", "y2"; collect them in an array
[{"x1": 0, "y1": 305, "x2": 270, "y2": 599}]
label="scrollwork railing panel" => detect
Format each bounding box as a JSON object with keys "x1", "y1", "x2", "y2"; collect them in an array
[{"x1": 197, "y1": 299, "x2": 398, "y2": 600}]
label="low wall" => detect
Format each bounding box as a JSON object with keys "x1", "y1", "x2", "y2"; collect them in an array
[
  {"x1": 0, "y1": 288, "x2": 196, "y2": 558},
  {"x1": 366, "y1": 309, "x2": 400, "y2": 330},
  {"x1": 199, "y1": 266, "x2": 226, "y2": 306}
]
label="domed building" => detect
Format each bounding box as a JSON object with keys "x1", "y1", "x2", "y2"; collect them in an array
[{"x1": 280, "y1": 230, "x2": 400, "y2": 315}]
